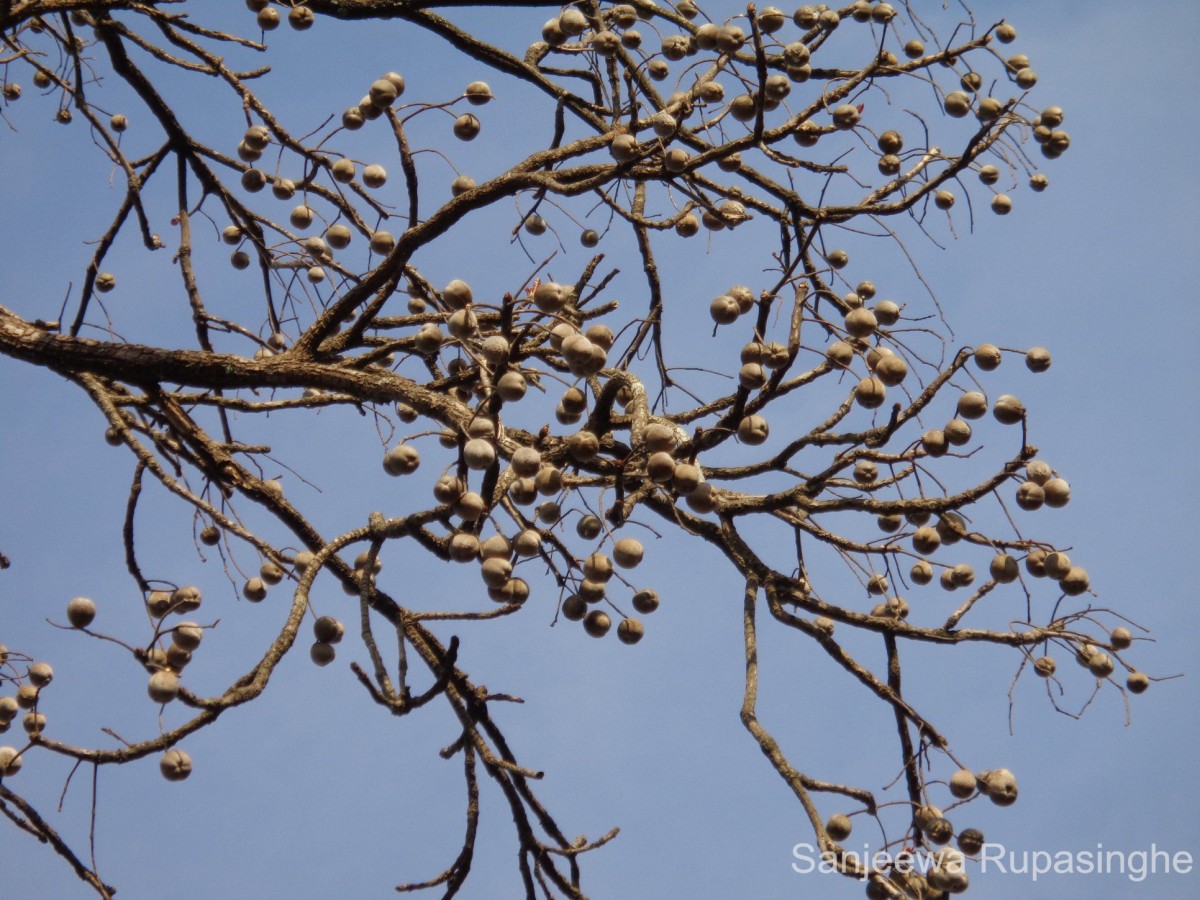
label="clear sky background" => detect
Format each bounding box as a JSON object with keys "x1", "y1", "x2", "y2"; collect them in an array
[{"x1": 1, "y1": 3, "x2": 1198, "y2": 899}]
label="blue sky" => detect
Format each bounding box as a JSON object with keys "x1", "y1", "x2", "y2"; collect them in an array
[{"x1": 1, "y1": 3, "x2": 1198, "y2": 898}]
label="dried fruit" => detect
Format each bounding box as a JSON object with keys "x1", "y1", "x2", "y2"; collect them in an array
[
  {"x1": 583, "y1": 609, "x2": 611, "y2": 638},
  {"x1": 617, "y1": 618, "x2": 644, "y2": 644},
  {"x1": 949, "y1": 769, "x2": 977, "y2": 799},
  {"x1": 826, "y1": 814, "x2": 852, "y2": 841},
  {"x1": 67, "y1": 596, "x2": 96, "y2": 628}
]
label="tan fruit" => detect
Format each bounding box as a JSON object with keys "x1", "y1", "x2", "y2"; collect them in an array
[
  {"x1": 1060, "y1": 566, "x2": 1090, "y2": 596},
  {"x1": 1110, "y1": 627, "x2": 1133, "y2": 650},
  {"x1": 949, "y1": 769, "x2": 977, "y2": 799},
  {"x1": 826, "y1": 341, "x2": 854, "y2": 368},
  {"x1": 632, "y1": 589, "x2": 660, "y2": 614},
  {"x1": 1088, "y1": 652, "x2": 1115, "y2": 678},
  {"x1": 973, "y1": 343, "x2": 1001, "y2": 370},
  {"x1": 989, "y1": 394, "x2": 1023, "y2": 424},
  {"x1": 448, "y1": 533, "x2": 480, "y2": 563},
  {"x1": 943, "y1": 418, "x2": 972, "y2": 446},
  {"x1": 613, "y1": 538, "x2": 644, "y2": 569},
  {"x1": 453, "y1": 114, "x2": 480, "y2": 140},
  {"x1": 160, "y1": 748, "x2": 192, "y2": 781},
  {"x1": 67, "y1": 596, "x2": 96, "y2": 628},
  {"x1": 854, "y1": 377, "x2": 886, "y2": 409},
  {"x1": 617, "y1": 618, "x2": 644, "y2": 645},
  {"x1": 979, "y1": 768, "x2": 1018, "y2": 806},
  {"x1": 826, "y1": 814, "x2": 852, "y2": 841},
  {"x1": 738, "y1": 415, "x2": 769, "y2": 445},
  {"x1": 583, "y1": 610, "x2": 611, "y2": 638},
  {"x1": 854, "y1": 460, "x2": 878, "y2": 484},
  {"x1": 1015, "y1": 481, "x2": 1045, "y2": 511},
  {"x1": 956, "y1": 391, "x2": 987, "y2": 420},
  {"x1": 1043, "y1": 477, "x2": 1070, "y2": 508},
  {"x1": 1043, "y1": 551, "x2": 1071, "y2": 580},
  {"x1": 912, "y1": 527, "x2": 940, "y2": 555},
  {"x1": 0, "y1": 746, "x2": 23, "y2": 776},
  {"x1": 844, "y1": 308, "x2": 876, "y2": 338},
  {"x1": 1025, "y1": 346, "x2": 1051, "y2": 372},
  {"x1": 310, "y1": 641, "x2": 336, "y2": 666},
  {"x1": 990, "y1": 554, "x2": 1019, "y2": 583},
  {"x1": 148, "y1": 670, "x2": 180, "y2": 703},
  {"x1": 383, "y1": 444, "x2": 420, "y2": 476}
]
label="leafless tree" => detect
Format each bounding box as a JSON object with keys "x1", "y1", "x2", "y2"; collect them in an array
[{"x1": 0, "y1": 2, "x2": 1157, "y2": 897}]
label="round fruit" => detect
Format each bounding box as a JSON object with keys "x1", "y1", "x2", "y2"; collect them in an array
[
  {"x1": 1060, "y1": 566, "x2": 1090, "y2": 596},
  {"x1": 313, "y1": 616, "x2": 344, "y2": 644},
  {"x1": 1126, "y1": 671, "x2": 1150, "y2": 694},
  {"x1": 583, "y1": 610, "x2": 611, "y2": 638},
  {"x1": 561, "y1": 595, "x2": 587, "y2": 621},
  {"x1": 980, "y1": 768, "x2": 1018, "y2": 806},
  {"x1": 957, "y1": 828, "x2": 985, "y2": 856},
  {"x1": 0, "y1": 746, "x2": 23, "y2": 776},
  {"x1": 613, "y1": 538, "x2": 644, "y2": 569},
  {"x1": 826, "y1": 814, "x2": 852, "y2": 841},
  {"x1": 956, "y1": 391, "x2": 987, "y2": 419},
  {"x1": 29, "y1": 662, "x2": 54, "y2": 687},
  {"x1": 369, "y1": 78, "x2": 399, "y2": 108},
  {"x1": 844, "y1": 307, "x2": 877, "y2": 338},
  {"x1": 288, "y1": 5, "x2": 314, "y2": 29},
  {"x1": 362, "y1": 164, "x2": 387, "y2": 188},
  {"x1": 310, "y1": 641, "x2": 336, "y2": 666},
  {"x1": 383, "y1": 444, "x2": 420, "y2": 475},
  {"x1": 1025, "y1": 346, "x2": 1052, "y2": 372},
  {"x1": 632, "y1": 589, "x2": 660, "y2": 614},
  {"x1": 1015, "y1": 481, "x2": 1045, "y2": 511},
  {"x1": 943, "y1": 91, "x2": 971, "y2": 117},
  {"x1": 992, "y1": 394, "x2": 1025, "y2": 424},
  {"x1": 160, "y1": 748, "x2": 192, "y2": 781},
  {"x1": 949, "y1": 769, "x2": 977, "y2": 799},
  {"x1": 922, "y1": 430, "x2": 948, "y2": 458},
  {"x1": 912, "y1": 527, "x2": 940, "y2": 555},
  {"x1": 826, "y1": 341, "x2": 854, "y2": 367},
  {"x1": 243, "y1": 577, "x2": 267, "y2": 602},
  {"x1": 67, "y1": 596, "x2": 96, "y2": 628},
  {"x1": 1033, "y1": 656, "x2": 1056, "y2": 678},
  {"x1": 172, "y1": 622, "x2": 204, "y2": 652},
  {"x1": 854, "y1": 377, "x2": 886, "y2": 409},
  {"x1": 927, "y1": 817, "x2": 954, "y2": 845},
  {"x1": 148, "y1": 670, "x2": 180, "y2": 703},
  {"x1": 1042, "y1": 477, "x2": 1070, "y2": 508},
  {"x1": 453, "y1": 114, "x2": 480, "y2": 141},
  {"x1": 989, "y1": 554, "x2": 1019, "y2": 583},
  {"x1": 370, "y1": 231, "x2": 395, "y2": 254},
  {"x1": 831, "y1": 104, "x2": 859, "y2": 129},
  {"x1": 1088, "y1": 652, "x2": 1114, "y2": 678},
  {"x1": 737, "y1": 415, "x2": 770, "y2": 445},
  {"x1": 617, "y1": 618, "x2": 644, "y2": 645},
  {"x1": 465, "y1": 81, "x2": 492, "y2": 105}
]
